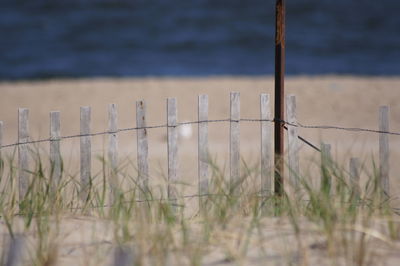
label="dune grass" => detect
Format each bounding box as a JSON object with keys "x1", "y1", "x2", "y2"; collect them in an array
[{"x1": 0, "y1": 148, "x2": 399, "y2": 266}]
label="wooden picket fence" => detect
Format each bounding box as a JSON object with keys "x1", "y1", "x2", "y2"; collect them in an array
[
  {"x1": 0, "y1": 93, "x2": 392, "y2": 206},
  {"x1": 0, "y1": 93, "x2": 393, "y2": 266}
]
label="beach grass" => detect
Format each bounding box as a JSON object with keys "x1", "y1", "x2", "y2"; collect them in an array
[{"x1": 0, "y1": 148, "x2": 399, "y2": 266}]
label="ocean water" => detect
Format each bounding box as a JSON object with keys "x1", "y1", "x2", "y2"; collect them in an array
[{"x1": 0, "y1": 0, "x2": 399, "y2": 80}]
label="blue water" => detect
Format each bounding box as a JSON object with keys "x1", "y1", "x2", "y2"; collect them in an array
[{"x1": 0, "y1": 0, "x2": 399, "y2": 80}]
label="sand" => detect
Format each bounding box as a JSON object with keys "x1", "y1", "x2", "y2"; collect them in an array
[
  {"x1": 0, "y1": 75, "x2": 399, "y2": 181},
  {"x1": 1, "y1": 76, "x2": 400, "y2": 265}
]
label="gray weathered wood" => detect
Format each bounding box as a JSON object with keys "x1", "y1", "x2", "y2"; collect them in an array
[
  {"x1": 108, "y1": 104, "x2": 118, "y2": 204},
  {"x1": 260, "y1": 94, "x2": 272, "y2": 197},
  {"x1": 18, "y1": 108, "x2": 29, "y2": 201},
  {"x1": 320, "y1": 143, "x2": 332, "y2": 194},
  {"x1": 230, "y1": 92, "x2": 240, "y2": 192},
  {"x1": 0, "y1": 121, "x2": 3, "y2": 167},
  {"x1": 379, "y1": 106, "x2": 389, "y2": 196},
  {"x1": 349, "y1": 157, "x2": 360, "y2": 196},
  {"x1": 113, "y1": 246, "x2": 134, "y2": 266},
  {"x1": 167, "y1": 98, "x2": 178, "y2": 203},
  {"x1": 50, "y1": 111, "x2": 61, "y2": 191},
  {"x1": 80, "y1": 106, "x2": 91, "y2": 201},
  {"x1": 136, "y1": 100, "x2": 149, "y2": 199},
  {"x1": 286, "y1": 95, "x2": 299, "y2": 190},
  {"x1": 198, "y1": 94, "x2": 209, "y2": 208},
  {"x1": 5, "y1": 235, "x2": 25, "y2": 266}
]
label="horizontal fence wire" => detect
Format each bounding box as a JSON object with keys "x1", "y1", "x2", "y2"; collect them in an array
[{"x1": 1, "y1": 118, "x2": 400, "y2": 152}]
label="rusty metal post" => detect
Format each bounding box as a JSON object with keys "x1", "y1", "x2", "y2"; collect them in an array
[{"x1": 274, "y1": 0, "x2": 285, "y2": 196}]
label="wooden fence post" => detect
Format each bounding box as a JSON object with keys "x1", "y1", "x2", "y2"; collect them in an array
[
  {"x1": 0, "y1": 121, "x2": 3, "y2": 169},
  {"x1": 80, "y1": 106, "x2": 91, "y2": 201},
  {"x1": 286, "y1": 95, "x2": 299, "y2": 190},
  {"x1": 113, "y1": 246, "x2": 134, "y2": 266},
  {"x1": 167, "y1": 98, "x2": 178, "y2": 205},
  {"x1": 320, "y1": 143, "x2": 332, "y2": 194},
  {"x1": 260, "y1": 94, "x2": 272, "y2": 197},
  {"x1": 198, "y1": 95, "x2": 209, "y2": 208},
  {"x1": 379, "y1": 106, "x2": 389, "y2": 196},
  {"x1": 136, "y1": 100, "x2": 149, "y2": 200},
  {"x1": 108, "y1": 104, "x2": 118, "y2": 204},
  {"x1": 349, "y1": 158, "x2": 360, "y2": 197},
  {"x1": 18, "y1": 108, "x2": 29, "y2": 202},
  {"x1": 5, "y1": 235, "x2": 25, "y2": 266},
  {"x1": 50, "y1": 111, "x2": 62, "y2": 193},
  {"x1": 230, "y1": 92, "x2": 240, "y2": 192}
]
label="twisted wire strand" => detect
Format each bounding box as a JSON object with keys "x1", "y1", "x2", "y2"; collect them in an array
[{"x1": 1, "y1": 118, "x2": 399, "y2": 151}]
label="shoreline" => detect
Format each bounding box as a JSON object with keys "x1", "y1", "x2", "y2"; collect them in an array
[{"x1": 2, "y1": 74, "x2": 400, "y2": 84}]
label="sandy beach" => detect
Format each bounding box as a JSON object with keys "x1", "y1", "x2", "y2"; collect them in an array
[
  {"x1": 1, "y1": 75, "x2": 399, "y2": 180},
  {"x1": 1, "y1": 75, "x2": 400, "y2": 265}
]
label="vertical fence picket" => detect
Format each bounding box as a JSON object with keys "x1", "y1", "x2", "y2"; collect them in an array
[
  {"x1": 0, "y1": 121, "x2": 3, "y2": 167},
  {"x1": 198, "y1": 95, "x2": 209, "y2": 208},
  {"x1": 260, "y1": 94, "x2": 272, "y2": 197},
  {"x1": 50, "y1": 111, "x2": 61, "y2": 192},
  {"x1": 167, "y1": 98, "x2": 178, "y2": 205},
  {"x1": 136, "y1": 100, "x2": 149, "y2": 200},
  {"x1": 113, "y1": 246, "x2": 134, "y2": 266},
  {"x1": 230, "y1": 92, "x2": 240, "y2": 192},
  {"x1": 5, "y1": 235, "x2": 25, "y2": 266},
  {"x1": 379, "y1": 106, "x2": 389, "y2": 196},
  {"x1": 108, "y1": 104, "x2": 118, "y2": 204},
  {"x1": 18, "y1": 108, "x2": 29, "y2": 202},
  {"x1": 320, "y1": 143, "x2": 332, "y2": 194},
  {"x1": 349, "y1": 158, "x2": 360, "y2": 197},
  {"x1": 80, "y1": 106, "x2": 91, "y2": 201},
  {"x1": 286, "y1": 95, "x2": 299, "y2": 190}
]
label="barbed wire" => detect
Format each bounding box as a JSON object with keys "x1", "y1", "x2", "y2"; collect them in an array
[
  {"x1": 1, "y1": 118, "x2": 399, "y2": 152},
  {"x1": 278, "y1": 119, "x2": 400, "y2": 136}
]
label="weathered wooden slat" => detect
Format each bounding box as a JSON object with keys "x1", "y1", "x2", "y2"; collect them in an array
[
  {"x1": 5, "y1": 235, "x2": 25, "y2": 266},
  {"x1": 230, "y1": 92, "x2": 240, "y2": 192},
  {"x1": 260, "y1": 94, "x2": 272, "y2": 197},
  {"x1": 80, "y1": 106, "x2": 91, "y2": 201},
  {"x1": 18, "y1": 108, "x2": 29, "y2": 201},
  {"x1": 349, "y1": 157, "x2": 360, "y2": 197},
  {"x1": 50, "y1": 111, "x2": 61, "y2": 192},
  {"x1": 0, "y1": 121, "x2": 3, "y2": 168},
  {"x1": 167, "y1": 98, "x2": 178, "y2": 203},
  {"x1": 198, "y1": 94, "x2": 209, "y2": 208},
  {"x1": 113, "y1": 246, "x2": 134, "y2": 266},
  {"x1": 379, "y1": 106, "x2": 389, "y2": 196},
  {"x1": 286, "y1": 95, "x2": 299, "y2": 190},
  {"x1": 320, "y1": 143, "x2": 332, "y2": 194},
  {"x1": 136, "y1": 100, "x2": 149, "y2": 200},
  {"x1": 108, "y1": 104, "x2": 118, "y2": 204}
]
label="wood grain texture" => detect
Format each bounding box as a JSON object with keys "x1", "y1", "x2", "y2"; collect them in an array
[
  {"x1": 50, "y1": 111, "x2": 61, "y2": 191},
  {"x1": 108, "y1": 104, "x2": 118, "y2": 204},
  {"x1": 379, "y1": 106, "x2": 389, "y2": 196},
  {"x1": 113, "y1": 246, "x2": 134, "y2": 266},
  {"x1": 167, "y1": 98, "x2": 178, "y2": 203},
  {"x1": 349, "y1": 157, "x2": 360, "y2": 197},
  {"x1": 320, "y1": 143, "x2": 332, "y2": 194},
  {"x1": 230, "y1": 92, "x2": 240, "y2": 192},
  {"x1": 198, "y1": 94, "x2": 209, "y2": 208},
  {"x1": 260, "y1": 94, "x2": 272, "y2": 197},
  {"x1": 0, "y1": 121, "x2": 3, "y2": 166},
  {"x1": 80, "y1": 106, "x2": 91, "y2": 201},
  {"x1": 18, "y1": 108, "x2": 29, "y2": 201},
  {"x1": 136, "y1": 100, "x2": 149, "y2": 199},
  {"x1": 5, "y1": 234, "x2": 25, "y2": 266},
  {"x1": 286, "y1": 95, "x2": 299, "y2": 190}
]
